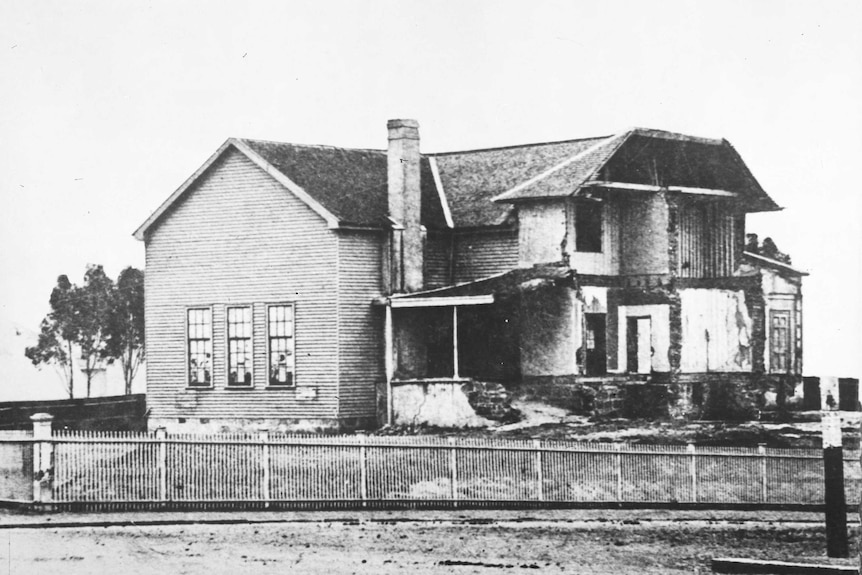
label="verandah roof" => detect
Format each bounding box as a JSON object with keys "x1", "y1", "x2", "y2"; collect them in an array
[{"x1": 374, "y1": 264, "x2": 576, "y2": 307}]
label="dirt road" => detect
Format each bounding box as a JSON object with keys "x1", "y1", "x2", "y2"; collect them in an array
[{"x1": 1, "y1": 516, "x2": 857, "y2": 574}]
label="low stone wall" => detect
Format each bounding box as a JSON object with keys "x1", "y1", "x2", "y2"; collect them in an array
[
  {"x1": 515, "y1": 375, "x2": 599, "y2": 414},
  {"x1": 518, "y1": 373, "x2": 799, "y2": 421}
]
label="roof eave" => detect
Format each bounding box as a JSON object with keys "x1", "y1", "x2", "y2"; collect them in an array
[{"x1": 743, "y1": 251, "x2": 808, "y2": 276}]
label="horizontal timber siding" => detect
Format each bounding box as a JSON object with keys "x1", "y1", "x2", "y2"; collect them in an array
[
  {"x1": 337, "y1": 231, "x2": 385, "y2": 420},
  {"x1": 425, "y1": 231, "x2": 452, "y2": 289},
  {"x1": 454, "y1": 228, "x2": 519, "y2": 284},
  {"x1": 145, "y1": 148, "x2": 339, "y2": 422}
]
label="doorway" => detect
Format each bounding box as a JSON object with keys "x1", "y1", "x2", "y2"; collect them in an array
[
  {"x1": 584, "y1": 313, "x2": 607, "y2": 376},
  {"x1": 626, "y1": 316, "x2": 652, "y2": 374}
]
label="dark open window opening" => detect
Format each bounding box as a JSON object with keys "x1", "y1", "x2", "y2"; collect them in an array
[
  {"x1": 227, "y1": 307, "x2": 253, "y2": 386},
  {"x1": 188, "y1": 308, "x2": 212, "y2": 387},
  {"x1": 268, "y1": 304, "x2": 295, "y2": 386},
  {"x1": 575, "y1": 202, "x2": 603, "y2": 253}
]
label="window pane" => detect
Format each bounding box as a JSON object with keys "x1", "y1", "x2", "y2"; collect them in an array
[
  {"x1": 227, "y1": 306, "x2": 253, "y2": 386},
  {"x1": 268, "y1": 304, "x2": 295, "y2": 386},
  {"x1": 188, "y1": 308, "x2": 212, "y2": 386}
]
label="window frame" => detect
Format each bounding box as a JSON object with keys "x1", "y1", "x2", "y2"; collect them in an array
[
  {"x1": 225, "y1": 305, "x2": 254, "y2": 388},
  {"x1": 769, "y1": 309, "x2": 792, "y2": 374},
  {"x1": 574, "y1": 201, "x2": 603, "y2": 253},
  {"x1": 186, "y1": 306, "x2": 214, "y2": 389},
  {"x1": 266, "y1": 303, "x2": 296, "y2": 388}
]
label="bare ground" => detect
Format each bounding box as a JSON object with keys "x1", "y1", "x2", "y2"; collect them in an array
[
  {"x1": 378, "y1": 401, "x2": 862, "y2": 450},
  {"x1": 2, "y1": 517, "x2": 859, "y2": 574}
]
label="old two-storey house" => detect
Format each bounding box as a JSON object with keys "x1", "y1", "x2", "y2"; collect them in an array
[{"x1": 135, "y1": 120, "x2": 804, "y2": 432}]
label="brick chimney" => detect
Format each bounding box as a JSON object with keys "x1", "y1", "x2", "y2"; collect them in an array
[{"x1": 387, "y1": 119, "x2": 423, "y2": 292}]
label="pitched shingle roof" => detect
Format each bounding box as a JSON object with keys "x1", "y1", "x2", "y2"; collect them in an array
[
  {"x1": 430, "y1": 137, "x2": 612, "y2": 227},
  {"x1": 490, "y1": 128, "x2": 779, "y2": 212},
  {"x1": 135, "y1": 126, "x2": 780, "y2": 240},
  {"x1": 241, "y1": 139, "x2": 447, "y2": 229}
]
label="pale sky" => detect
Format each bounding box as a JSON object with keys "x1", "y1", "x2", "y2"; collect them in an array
[{"x1": 1, "y1": 0, "x2": 860, "y2": 384}]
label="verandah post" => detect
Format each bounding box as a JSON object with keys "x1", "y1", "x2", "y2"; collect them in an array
[
  {"x1": 156, "y1": 427, "x2": 167, "y2": 504},
  {"x1": 30, "y1": 413, "x2": 54, "y2": 505},
  {"x1": 385, "y1": 304, "x2": 394, "y2": 425},
  {"x1": 452, "y1": 306, "x2": 459, "y2": 379}
]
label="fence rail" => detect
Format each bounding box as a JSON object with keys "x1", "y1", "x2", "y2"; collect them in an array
[{"x1": 2, "y1": 428, "x2": 859, "y2": 510}]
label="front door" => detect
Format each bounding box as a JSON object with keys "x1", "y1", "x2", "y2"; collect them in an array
[
  {"x1": 584, "y1": 313, "x2": 607, "y2": 376},
  {"x1": 626, "y1": 316, "x2": 652, "y2": 374}
]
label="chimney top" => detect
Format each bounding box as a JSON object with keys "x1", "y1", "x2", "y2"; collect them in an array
[{"x1": 387, "y1": 119, "x2": 419, "y2": 140}]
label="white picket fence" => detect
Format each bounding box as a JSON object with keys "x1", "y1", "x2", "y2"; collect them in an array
[{"x1": 1, "y1": 429, "x2": 858, "y2": 509}]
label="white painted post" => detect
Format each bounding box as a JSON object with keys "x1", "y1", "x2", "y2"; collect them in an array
[
  {"x1": 260, "y1": 431, "x2": 271, "y2": 508},
  {"x1": 359, "y1": 434, "x2": 368, "y2": 506},
  {"x1": 687, "y1": 443, "x2": 697, "y2": 503},
  {"x1": 615, "y1": 443, "x2": 624, "y2": 502},
  {"x1": 384, "y1": 304, "x2": 394, "y2": 425},
  {"x1": 758, "y1": 443, "x2": 767, "y2": 503},
  {"x1": 449, "y1": 437, "x2": 458, "y2": 507},
  {"x1": 30, "y1": 413, "x2": 54, "y2": 504},
  {"x1": 452, "y1": 306, "x2": 460, "y2": 379},
  {"x1": 534, "y1": 439, "x2": 544, "y2": 502},
  {"x1": 156, "y1": 427, "x2": 167, "y2": 503}
]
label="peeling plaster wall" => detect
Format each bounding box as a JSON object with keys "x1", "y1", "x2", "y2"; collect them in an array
[
  {"x1": 391, "y1": 381, "x2": 493, "y2": 428},
  {"x1": 518, "y1": 201, "x2": 567, "y2": 266},
  {"x1": 520, "y1": 287, "x2": 580, "y2": 376},
  {"x1": 616, "y1": 304, "x2": 671, "y2": 373},
  {"x1": 566, "y1": 200, "x2": 622, "y2": 275},
  {"x1": 680, "y1": 289, "x2": 753, "y2": 372},
  {"x1": 761, "y1": 268, "x2": 803, "y2": 375}
]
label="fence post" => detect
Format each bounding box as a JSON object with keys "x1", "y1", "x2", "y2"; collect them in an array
[
  {"x1": 688, "y1": 443, "x2": 697, "y2": 503},
  {"x1": 449, "y1": 437, "x2": 458, "y2": 507},
  {"x1": 533, "y1": 439, "x2": 544, "y2": 502},
  {"x1": 30, "y1": 413, "x2": 54, "y2": 505},
  {"x1": 260, "y1": 431, "x2": 270, "y2": 508},
  {"x1": 615, "y1": 443, "x2": 623, "y2": 502},
  {"x1": 359, "y1": 434, "x2": 368, "y2": 507},
  {"x1": 156, "y1": 427, "x2": 167, "y2": 504},
  {"x1": 822, "y1": 410, "x2": 848, "y2": 558},
  {"x1": 758, "y1": 443, "x2": 767, "y2": 503}
]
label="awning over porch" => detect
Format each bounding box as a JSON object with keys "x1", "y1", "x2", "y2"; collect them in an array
[
  {"x1": 376, "y1": 264, "x2": 576, "y2": 424},
  {"x1": 374, "y1": 263, "x2": 577, "y2": 308}
]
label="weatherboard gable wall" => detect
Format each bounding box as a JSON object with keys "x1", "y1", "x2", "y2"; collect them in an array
[{"x1": 145, "y1": 147, "x2": 341, "y2": 428}]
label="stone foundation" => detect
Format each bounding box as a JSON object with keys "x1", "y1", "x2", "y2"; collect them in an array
[{"x1": 518, "y1": 372, "x2": 796, "y2": 420}]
